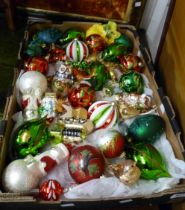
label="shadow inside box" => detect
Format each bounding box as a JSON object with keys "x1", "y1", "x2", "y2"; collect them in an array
[{"x1": 0, "y1": 202, "x2": 172, "y2": 210}]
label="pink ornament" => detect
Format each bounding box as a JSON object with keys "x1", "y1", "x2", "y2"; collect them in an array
[
  {"x1": 39, "y1": 179, "x2": 64, "y2": 201},
  {"x1": 88, "y1": 101, "x2": 119, "y2": 130},
  {"x1": 66, "y1": 39, "x2": 89, "y2": 62}
]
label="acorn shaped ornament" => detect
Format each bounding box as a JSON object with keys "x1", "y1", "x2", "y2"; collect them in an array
[
  {"x1": 66, "y1": 39, "x2": 89, "y2": 62},
  {"x1": 88, "y1": 101, "x2": 119, "y2": 130}
]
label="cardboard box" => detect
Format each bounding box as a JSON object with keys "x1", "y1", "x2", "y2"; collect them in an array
[{"x1": 0, "y1": 19, "x2": 185, "y2": 208}]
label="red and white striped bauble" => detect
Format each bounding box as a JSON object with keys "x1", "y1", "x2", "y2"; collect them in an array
[
  {"x1": 88, "y1": 101, "x2": 119, "y2": 130},
  {"x1": 66, "y1": 39, "x2": 89, "y2": 62}
]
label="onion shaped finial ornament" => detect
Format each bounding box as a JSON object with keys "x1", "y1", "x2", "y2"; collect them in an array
[
  {"x1": 66, "y1": 39, "x2": 89, "y2": 62},
  {"x1": 88, "y1": 101, "x2": 119, "y2": 130}
]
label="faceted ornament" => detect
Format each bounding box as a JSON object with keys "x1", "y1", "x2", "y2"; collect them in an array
[{"x1": 39, "y1": 179, "x2": 64, "y2": 201}]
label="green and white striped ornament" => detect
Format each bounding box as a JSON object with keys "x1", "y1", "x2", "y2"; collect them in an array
[
  {"x1": 88, "y1": 101, "x2": 119, "y2": 130},
  {"x1": 66, "y1": 39, "x2": 89, "y2": 62}
]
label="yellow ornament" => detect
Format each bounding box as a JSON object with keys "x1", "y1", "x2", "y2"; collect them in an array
[{"x1": 86, "y1": 21, "x2": 120, "y2": 45}]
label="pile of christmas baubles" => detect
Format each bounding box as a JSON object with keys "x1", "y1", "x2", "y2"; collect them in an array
[{"x1": 2, "y1": 21, "x2": 170, "y2": 201}]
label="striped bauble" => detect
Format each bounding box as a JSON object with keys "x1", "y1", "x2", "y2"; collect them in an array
[
  {"x1": 88, "y1": 101, "x2": 119, "y2": 130},
  {"x1": 66, "y1": 39, "x2": 89, "y2": 62}
]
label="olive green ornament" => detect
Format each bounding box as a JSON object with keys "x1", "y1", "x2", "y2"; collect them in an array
[
  {"x1": 119, "y1": 71, "x2": 144, "y2": 93},
  {"x1": 14, "y1": 118, "x2": 49, "y2": 158},
  {"x1": 101, "y1": 44, "x2": 127, "y2": 62},
  {"x1": 114, "y1": 34, "x2": 133, "y2": 52},
  {"x1": 128, "y1": 144, "x2": 170, "y2": 180},
  {"x1": 128, "y1": 114, "x2": 165, "y2": 144}
]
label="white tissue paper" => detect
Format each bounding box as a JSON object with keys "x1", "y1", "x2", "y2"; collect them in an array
[
  {"x1": 64, "y1": 134, "x2": 185, "y2": 199},
  {"x1": 24, "y1": 72, "x2": 185, "y2": 199}
]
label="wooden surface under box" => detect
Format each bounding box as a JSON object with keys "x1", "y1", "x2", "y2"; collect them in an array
[{"x1": 15, "y1": 0, "x2": 146, "y2": 27}]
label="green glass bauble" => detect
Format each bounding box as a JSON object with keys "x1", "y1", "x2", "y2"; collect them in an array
[
  {"x1": 114, "y1": 34, "x2": 133, "y2": 52},
  {"x1": 128, "y1": 114, "x2": 165, "y2": 144},
  {"x1": 14, "y1": 118, "x2": 49, "y2": 158},
  {"x1": 119, "y1": 71, "x2": 144, "y2": 93},
  {"x1": 60, "y1": 28, "x2": 85, "y2": 44},
  {"x1": 101, "y1": 44, "x2": 127, "y2": 62},
  {"x1": 88, "y1": 61, "x2": 110, "y2": 91},
  {"x1": 129, "y1": 144, "x2": 170, "y2": 180}
]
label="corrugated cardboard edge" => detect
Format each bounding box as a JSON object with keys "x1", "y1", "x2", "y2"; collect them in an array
[{"x1": 0, "y1": 20, "x2": 185, "y2": 205}]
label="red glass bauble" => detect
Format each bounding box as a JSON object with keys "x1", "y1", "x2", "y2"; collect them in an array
[
  {"x1": 39, "y1": 179, "x2": 64, "y2": 201},
  {"x1": 73, "y1": 68, "x2": 92, "y2": 81},
  {"x1": 68, "y1": 145, "x2": 105, "y2": 183},
  {"x1": 24, "y1": 57, "x2": 48, "y2": 75},
  {"x1": 118, "y1": 54, "x2": 144, "y2": 72},
  {"x1": 94, "y1": 130, "x2": 125, "y2": 158},
  {"x1": 86, "y1": 34, "x2": 106, "y2": 53},
  {"x1": 68, "y1": 84, "x2": 95, "y2": 108},
  {"x1": 48, "y1": 47, "x2": 66, "y2": 63}
]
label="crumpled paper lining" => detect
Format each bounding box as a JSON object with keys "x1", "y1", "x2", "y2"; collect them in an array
[
  {"x1": 15, "y1": 70, "x2": 185, "y2": 199},
  {"x1": 41, "y1": 131, "x2": 185, "y2": 200},
  {"x1": 64, "y1": 134, "x2": 185, "y2": 199}
]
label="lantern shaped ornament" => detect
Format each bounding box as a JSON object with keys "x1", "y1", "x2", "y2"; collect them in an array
[
  {"x1": 66, "y1": 39, "x2": 89, "y2": 62},
  {"x1": 88, "y1": 101, "x2": 119, "y2": 130}
]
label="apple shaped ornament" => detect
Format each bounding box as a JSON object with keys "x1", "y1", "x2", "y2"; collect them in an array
[{"x1": 68, "y1": 145, "x2": 105, "y2": 183}]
